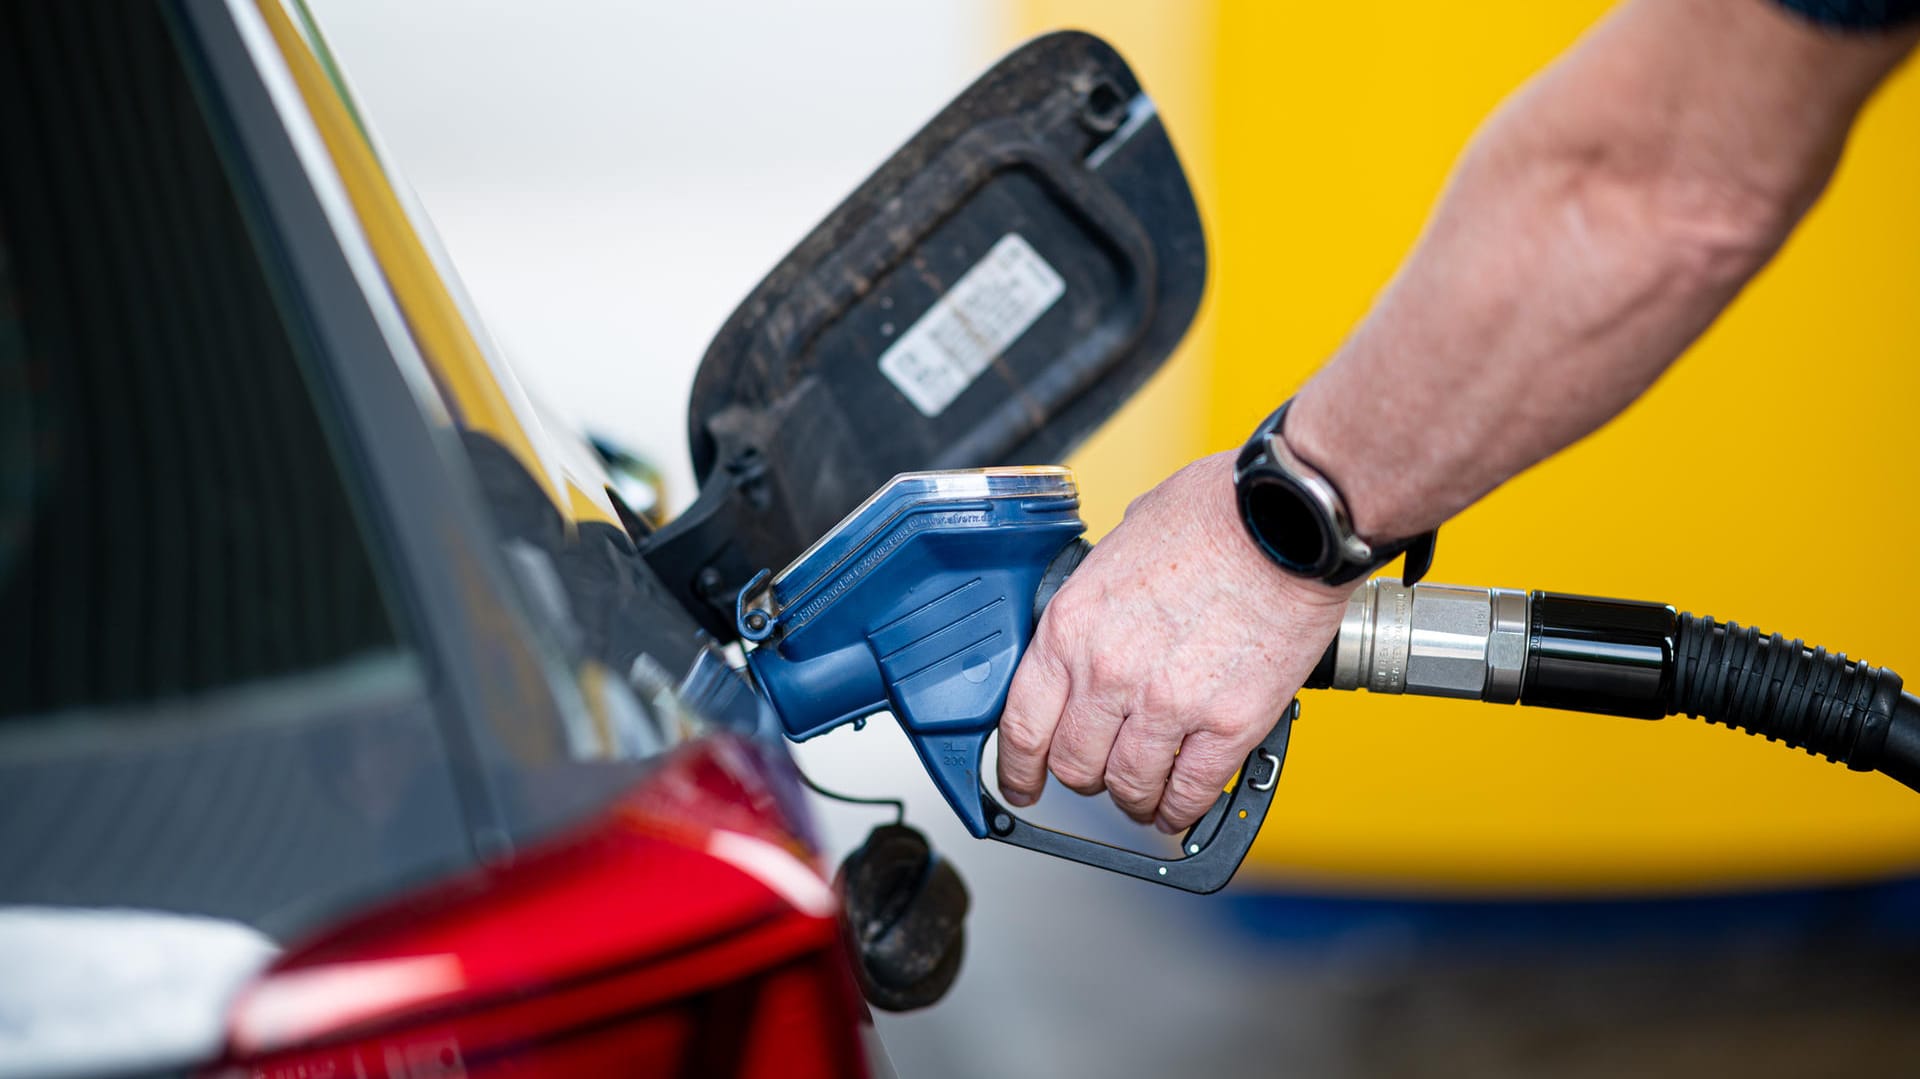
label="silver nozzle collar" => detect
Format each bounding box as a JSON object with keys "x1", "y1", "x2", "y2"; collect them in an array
[
  {"x1": 1329, "y1": 579, "x2": 1528, "y2": 703},
  {"x1": 1486, "y1": 588, "x2": 1529, "y2": 703}
]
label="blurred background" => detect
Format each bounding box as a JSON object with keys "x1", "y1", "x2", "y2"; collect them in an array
[{"x1": 309, "y1": 1, "x2": 1920, "y2": 1074}]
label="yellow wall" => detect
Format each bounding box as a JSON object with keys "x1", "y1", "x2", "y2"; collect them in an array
[{"x1": 1015, "y1": 1, "x2": 1920, "y2": 893}]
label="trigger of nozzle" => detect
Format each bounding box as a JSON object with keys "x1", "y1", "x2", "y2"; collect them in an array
[{"x1": 736, "y1": 568, "x2": 775, "y2": 642}]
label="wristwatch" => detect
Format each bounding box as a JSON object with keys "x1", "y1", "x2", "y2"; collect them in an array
[{"x1": 1233, "y1": 400, "x2": 1437, "y2": 587}]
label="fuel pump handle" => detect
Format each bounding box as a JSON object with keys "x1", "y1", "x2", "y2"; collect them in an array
[{"x1": 738, "y1": 469, "x2": 1293, "y2": 894}]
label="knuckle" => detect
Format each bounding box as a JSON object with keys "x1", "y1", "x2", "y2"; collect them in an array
[
  {"x1": 1103, "y1": 766, "x2": 1158, "y2": 815},
  {"x1": 1161, "y1": 786, "x2": 1210, "y2": 825},
  {"x1": 1101, "y1": 760, "x2": 1146, "y2": 800},
  {"x1": 1029, "y1": 609, "x2": 1069, "y2": 651},
  {"x1": 1104, "y1": 740, "x2": 1170, "y2": 818},
  {"x1": 1186, "y1": 745, "x2": 1239, "y2": 787},
  {"x1": 1018, "y1": 638, "x2": 1069, "y2": 691},
  {"x1": 1163, "y1": 768, "x2": 1232, "y2": 824},
  {"x1": 1139, "y1": 670, "x2": 1185, "y2": 714},
  {"x1": 1043, "y1": 591, "x2": 1094, "y2": 647},
  {"x1": 1059, "y1": 776, "x2": 1104, "y2": 797},
  {"x1": 1105, "y1": 736, "x2": 1161, "y2": 789},
  {"x1": 1085, "y1": 647, "x2": 1129, "y2": 691},
  {"x1": 998, "y1": 713, "x2": 1048, "y2": 759},
  {"x1": 1049, "y1": 751, "x2": 1104, "y2": 795},
  {"x1": 1108, "y1": 790, "x2": 1156, "y2": 823},
  {"x1": 1046, "y1": 577, "x2": 1088, "y2": 617}
]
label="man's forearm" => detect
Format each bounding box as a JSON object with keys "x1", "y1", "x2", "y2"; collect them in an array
[{"x1": 1286, "y1": 0, "x2": 1917, "y2": 542}]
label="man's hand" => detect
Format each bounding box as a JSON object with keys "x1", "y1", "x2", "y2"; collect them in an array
[{"x1": 995, "y1": 451, "x2": 1352, "y2": 833}]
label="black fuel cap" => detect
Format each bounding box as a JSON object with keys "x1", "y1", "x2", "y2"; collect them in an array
[{"x1": 836, "y1": 823, "x2": 970, "y2": 1011}]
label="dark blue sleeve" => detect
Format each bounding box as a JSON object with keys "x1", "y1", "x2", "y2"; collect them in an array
[{"x1": 1772, "y1": 0, "x2": 1920, "y2": 29}]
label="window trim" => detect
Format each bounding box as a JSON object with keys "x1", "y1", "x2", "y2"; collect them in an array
[{"x1": 177, "y1": 0, "x2": 610, "y2": 856}]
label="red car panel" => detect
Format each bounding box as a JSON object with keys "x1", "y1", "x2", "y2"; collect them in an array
[{"x1": 210, "y1": 735, "x2": 868, "y2": 1078}]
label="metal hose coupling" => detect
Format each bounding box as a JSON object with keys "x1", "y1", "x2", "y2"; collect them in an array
[{"x1": 1327, "y1": 579, "x2": 1528, "y2": 703}]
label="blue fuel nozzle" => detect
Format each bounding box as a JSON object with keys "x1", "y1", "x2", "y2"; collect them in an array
[
  {"x1": 740, "y1": 468, "x2": 1083, "y2": 838},
  {"x1": 738, "y1": 467, "x2": 1292, "y2": 893}
]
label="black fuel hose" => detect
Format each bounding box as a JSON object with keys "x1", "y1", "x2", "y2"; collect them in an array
[
  {"x1": 1678, "y1": 617, "x2": 1919, "y2": 789},
  {"x1": 1312, "y1": 582, "x2": 1920, "y2": 796},
  {"x1": 1519, "y1": 594, "x2": 1920, "y2": 792}
]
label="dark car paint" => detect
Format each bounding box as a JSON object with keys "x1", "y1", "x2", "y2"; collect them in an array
[
  {"x1": 175, "y1": 0, "x2": 660, "y2": 864},
  {"x1": 1, "y1": 0, "x2": 751, "y2": 953}
]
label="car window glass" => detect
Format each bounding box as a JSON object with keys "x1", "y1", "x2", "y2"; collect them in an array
[{"x1": 0, "y1": 1, "x2": 416, "y2": 724}]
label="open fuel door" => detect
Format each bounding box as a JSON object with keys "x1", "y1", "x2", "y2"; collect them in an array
[{"x1": 643, "y1": 31, "x2": 1206, "y2": 638}]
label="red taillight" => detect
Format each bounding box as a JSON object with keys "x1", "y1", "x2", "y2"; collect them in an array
[
  {"x1": 206, "y1": 737, "x2": 869, "y2": 1078},
  {"x1": 216, "y1": 950, "x2": 862, "y2": 1078}
]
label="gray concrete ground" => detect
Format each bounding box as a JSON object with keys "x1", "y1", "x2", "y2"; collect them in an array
[{"x1": 797, "y1": 724, "x2": 1920, "y2": 1079}]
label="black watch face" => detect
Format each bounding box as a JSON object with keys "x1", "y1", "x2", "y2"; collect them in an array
[{"x1": 1241, "y1": 474, "x2": 1333, "y2": 575}]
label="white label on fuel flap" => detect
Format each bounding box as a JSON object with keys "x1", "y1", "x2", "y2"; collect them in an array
[{"x1": 877, "y1": 232, "x2": 1066, "y2": 417}]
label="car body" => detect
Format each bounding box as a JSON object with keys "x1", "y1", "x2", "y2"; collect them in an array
[
  {"x1": 0, "y1": 2, "x2": 1202, "y2": 1076},
  {"x1": 0, "y1": 0, "x2": 876, "y2": 1074}
]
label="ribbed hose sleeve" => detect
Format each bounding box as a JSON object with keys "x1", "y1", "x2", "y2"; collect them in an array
[{"x1": 1668, "y1": 614, "x2": 1920, "y2": 794}]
